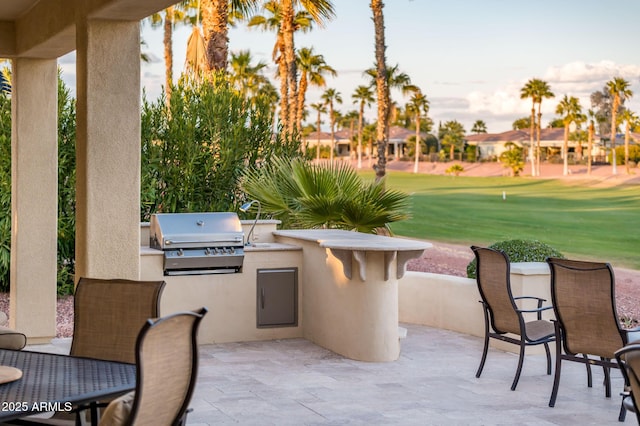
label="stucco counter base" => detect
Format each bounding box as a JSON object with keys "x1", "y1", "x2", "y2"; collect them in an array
[{"x1": 274, "y1": 229, "x2": 431, "y2": 362}]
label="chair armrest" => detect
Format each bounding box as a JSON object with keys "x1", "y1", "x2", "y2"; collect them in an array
[
  {"x1": 517, "y1": 306, "x2": 553, "y2": 314},
  {"x1": 513, "y1": 296, "x2": 548, "y2": 303}
]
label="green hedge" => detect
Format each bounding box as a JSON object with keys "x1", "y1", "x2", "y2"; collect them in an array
[{"x1": 466, "y1": 239, "x2": 564, "y2": 279}]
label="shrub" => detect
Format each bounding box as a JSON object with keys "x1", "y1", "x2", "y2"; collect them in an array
[
  {"x1": 445, "y1": 164, "x2": 464, "y2": 176},
  {"x1": 466, "y1": 239, "x2": 565, "y2": 279},
  {"x1": 241, "y1": 157, "x2": 410, "y2": 233}
]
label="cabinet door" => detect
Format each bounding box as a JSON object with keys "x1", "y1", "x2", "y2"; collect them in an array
[{"x1": 257, "y1": 268, "x2": 298, "y2": 328}]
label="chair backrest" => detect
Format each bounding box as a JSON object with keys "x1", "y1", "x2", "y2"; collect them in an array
[
  {"x1": 127, "y1": 308, "x2": 207, "y2": 426},
  {"x1": 471, "y1": 246, "x2": 520, "y2": 335},
  {"x1": 70, "y1": 278, "x2": 166, "y2": 364},
  {"x1": 547, "y1": 257, "x2": 625, "y2": 358}
]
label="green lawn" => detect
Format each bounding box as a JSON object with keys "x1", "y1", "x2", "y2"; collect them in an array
[{"x1": 364, "y1": 172, "x2": 640, "y2": 270}]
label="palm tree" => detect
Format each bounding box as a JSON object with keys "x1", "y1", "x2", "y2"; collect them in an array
[
  {"x1": 228, "y1": 50, "x2": 268, "y2": 97},
  {"x1": 200, "y1": 0, "x2": 260, "y2": 72},
  {"x1": 471, "y1": 120, "x2": 487, "y2": 134},
  {"x1": 310, "y1": 102, "x2": 326, "y2": 160},
  {"x1": 148, "y1": 2, "x2": 197, "y2": 103},
  {"x1": 606, "y1": 77, "x2": 633, "y2": 175},
  {"x1": 321, "y1": 88, "x2": 342, "y2": 162},
  {"x1": 555, "y1": 95, "x2": 584, "y2": 176},
  {"x1": 406, "y1": 89, "x2": 430, "y2": 173},
  {"x1": 352, "y1": 85, "x2": 375, "y2": 169},
  {"x1": 440, "y1": 120, "x2": 466, "y2": 160},
  {"x1": 520, "y1": 78, "x2": 554, "y2": 176},
  {"x1": 279, "y1": 0, "x2": 335, "y2": 136},
  {"x1": 619, "y1": 109, "x2": 639, "y2": 175},
  {"x1": 248, "y1": 2, "x2": 314, "y2": 134},
  {"x1": 370, "y1": 0, "x2": 389, "y2": 180},
  {"x1": 586, "y1": 109, "x2": 596, "y2": 175},
  {"x1": 240, "y1": 157, "x2": 409, "y2": 232},
  {"x1": 296, "y1": 47, "x2": 336, "y2": 132}
]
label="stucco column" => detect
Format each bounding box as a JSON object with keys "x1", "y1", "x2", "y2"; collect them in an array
[
  {"x1": 10, "y1": 58, "x2": 58, "y2": 342},
  {"x1": 75, "y1": 19, "x2": 141, "y2": 281}
]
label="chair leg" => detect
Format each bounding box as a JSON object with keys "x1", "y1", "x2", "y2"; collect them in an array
[
  {"x1": 583, "y1": 354, "x2": 593, "y2": 388},
  {"x1": 549, "y1": 343, "x2": 563, "y2": 407},
  {"x1": 602, "y1": 358, "x2": 612, "y2": 398},
  {"x1": 511, "y1": 339, "x2": 526, "y2": 391},
  {"x1": 618, "y1": 401, "x2": 627, "y2": 422},
  {"x1": 544, "y1": 342, "x2": 552, "y2": 375},
  {"x1": 476, "y1": 307, "x2": 491, "y2": 379},
  {"x1": 476, "y1": 333, "x2": 490, "y2": 378}
]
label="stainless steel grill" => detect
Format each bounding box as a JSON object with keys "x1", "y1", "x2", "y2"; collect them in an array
[{"x1": 149, "y1": 212, "x2": 245, "y2": 275}]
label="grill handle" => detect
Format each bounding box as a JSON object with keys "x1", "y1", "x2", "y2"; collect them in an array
[{"x1": 165, "y1": 239, "x2": 242, "y2": 245}]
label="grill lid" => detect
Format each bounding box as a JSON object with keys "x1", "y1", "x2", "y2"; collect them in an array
[{"x1": 150, "y1": 212, "x2": 244, "y2": 250}]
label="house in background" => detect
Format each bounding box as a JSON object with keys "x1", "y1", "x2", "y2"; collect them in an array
[{"x1": 465, "y1": 128, "x2": 616, "y2": 162}]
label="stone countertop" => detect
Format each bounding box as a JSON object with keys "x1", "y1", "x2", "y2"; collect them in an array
[{"x1": 273, "y1": 229, "x2": 432, "y2": 252}]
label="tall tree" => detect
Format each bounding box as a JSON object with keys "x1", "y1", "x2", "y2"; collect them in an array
[
  {"x1": 248, "y1": 0, "x2": 334, "y2": 135},
  {"x1": 296, "y1": 47, "x2": 336, "y2": 132},
  {"x1": 148, "y1": 2, "x2": 197, "y2": 103},
  {"x1": 440, "y1": 120, "x2": 466, "y2": 160},
  {"x1": 521, "y1": 79, "x2": 554, "y2": 176},
  {"x1": 406, "y1": 89, "x2": 430, "y2": 173},
  {"x1": 310, "y1": 102, "x2": 326, "y2": 160},
  {"x1": 201, "y1": 0, "x2": 259, "y2": 72},
  {"x1": 555, "y1": 95, "x2": 584, "y2": 176},
  {"x1": 370, "y1": 0, "x2": 389, "y2": 180},
  {"x1": 586, "y1": 109, "x2": 596, "y2": 175},
  {"x1": 520, "y1": 80, "x2": 538, "y2": 176},
  {"x1": 248, "y1": 2, "x2": 313, "y2": 136},
  {"x1": 606, "y1": 77, "x2": 633, "y2": 175},
  {"x1": 352, "y1": 85, "x2": 375, "y2": 169},
  {"x1": 619, "y1": 109, "x2": 639, "y2": 175},
  {"x1": 471, "y1": 120, "x2": 487, "y2": 134},
  {"x1": 229, "y1": 50, "x2": 269, "y2": 97},
  {"x1": 321, "y1": 88, "x2": 342, "y2": 162}
]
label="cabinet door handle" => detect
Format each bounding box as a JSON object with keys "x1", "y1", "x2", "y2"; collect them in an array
[{"x1": 261, "y1": 287, "x2": 265, "y2": 309}]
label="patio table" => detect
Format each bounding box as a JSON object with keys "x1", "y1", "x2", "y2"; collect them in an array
[{"x1": 0, "y1": 348, "x2": 136, "y2": 423}]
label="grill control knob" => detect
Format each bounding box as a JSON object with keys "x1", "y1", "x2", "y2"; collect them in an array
[
  {"x1": 204, "y1": 248, "x2": 211, "y2": 255},
  {"x1": 229, "y1": 247, "x2": 235, "y2": 254},
  {"x1": 177, "y1": 249, "x2": 184, "y2": 256}
]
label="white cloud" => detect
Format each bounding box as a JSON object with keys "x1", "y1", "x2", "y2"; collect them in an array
[{"x1": 459, "y1": 61, "x2": 640, "y2": 132}]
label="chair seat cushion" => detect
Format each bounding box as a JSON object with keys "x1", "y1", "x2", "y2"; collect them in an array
[
  {"x1": 0, "y1": 326, "x2": 27, "y2": 350},
  {"x1": 99, "y1": 391, "x2": 134, "y2": 426},
  {"x1": 525, "y1": 319, "x2": 555, "y2": 341}
]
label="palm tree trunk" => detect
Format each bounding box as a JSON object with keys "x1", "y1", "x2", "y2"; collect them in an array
[
  {"x1": 611, "y1": 97, "x2": 619, "y2": 175},
  {"x1": 413, "y1": 116, "x2": 420, "y2": 173},
  {"x1": 357, "y1": 103, "x2": 364, "y2": 169},
  {"x1": 371, "y1": 0, "x2": 389, "y2": 181},
  {"x1": 587, "y1": 122, "x2": 594, "y2": 175},
  {"x1": 297, "y1": 72, "x2": 308, "y2": 133},
  {"x1": 201, "y1": 0, "x2": 229, "y2": 72},
  {"x1": 316, "y1": 110, "x2": 322, "y2": 161},
  {"x1": 529, "y1": 105, "x2": 535, "y2": 176},
  {"x1": 329, "y1": 103, "x2": 335, "y2": 162},
  {"x1": 281, "y1": 0, "x2": 298, "y2": 136},
  {"x1": 562, "y1": 124, "x2": 569, "y2": 175},
  {"x1": 536, "y1": 108, "x2": 542, "y2": 176},
  {"x1": 277, "y1": 38, "x2": 288, "y2": 130},
  {"x1": 163, "y1": 6, "x2": 174, "y2": 105},
  {"x1": 625, "y1": 123, "x2": 631, "y2": 174}
]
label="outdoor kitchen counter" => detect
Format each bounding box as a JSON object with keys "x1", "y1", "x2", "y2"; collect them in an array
[{"x1": 273, "y1": 229, "x2": 431, "y2": 362}]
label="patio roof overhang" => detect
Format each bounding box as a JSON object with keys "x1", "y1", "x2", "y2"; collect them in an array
[{"x1": 2, "y1": 0, "x2": 179, "y2": 342}]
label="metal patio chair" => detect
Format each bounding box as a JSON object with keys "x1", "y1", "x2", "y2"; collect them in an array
[
  {"x1": 615, "y1": 343, "x2": 640, "y2": 424},
  {"x1": 99, "y1": 308, "x2": 208, "y2": 426},
  {"x1": 472, "y1": 246, "x2": 555, "y2": 390},
  {"x1": 547, "y1": 257, "x2": 640, "y2": 421}
]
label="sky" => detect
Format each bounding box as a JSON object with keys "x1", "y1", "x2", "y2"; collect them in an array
[{"x1": 60, "y1": 0, "x2": 640, "y2": 134}]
